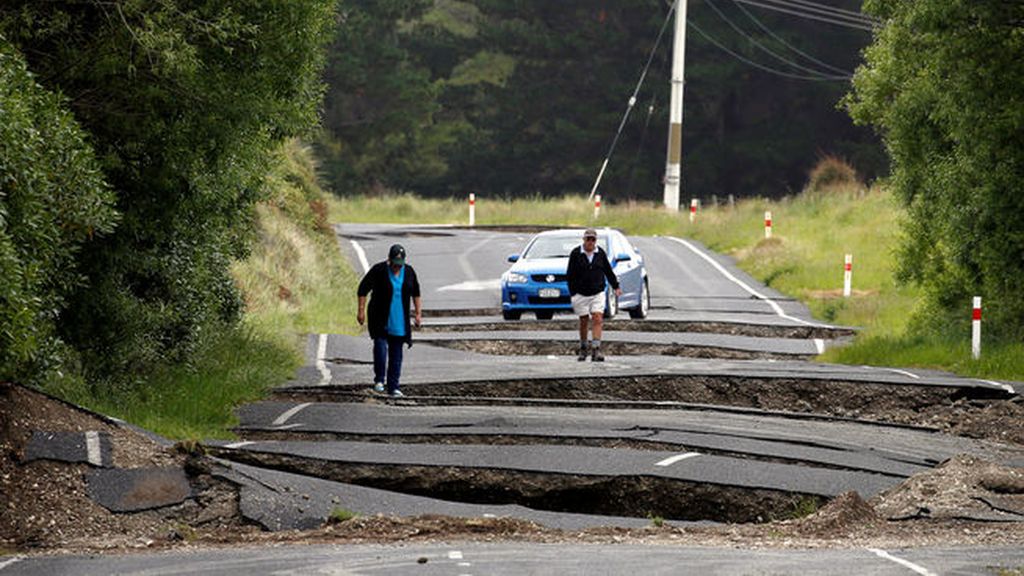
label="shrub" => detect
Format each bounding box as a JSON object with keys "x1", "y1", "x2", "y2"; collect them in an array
[
  {"x1": 0, "y1": 40, "x2": 118, "y2": 386},
  {"x1": 806, "y1": 155, "x2": 860, "y2": 193}
]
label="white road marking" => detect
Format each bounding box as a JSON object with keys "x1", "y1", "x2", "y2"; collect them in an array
[
  {"x1": 350, "y1": 240, "x2": 370, "y2": 274},
  {"x1": 316, "y1": 333, "x2": 331, "y2": 386},
  {"x1": 272, "y1": 403, "x2": 312, "y2": 426},
  {"x1": 864, "y1": 365, "x2": 921, "y2": 379},
  {"x1": 85, "y1": 431, "x2": 102, "y2": 466},
  {"x1": 224, "y1": 441, "x2": 254, "y2": 449},
  {"x1": 867, "y1": 548, "x2": 937, "y2": 576},
  {"x1": 438, "y1": 279, "x2": 502, "y2": 292},
  {"x1": 457, "y1": 236, "x2": 493, "y2": 281},
  {"x1": 0, "y1": 556, "x2": 24, "y2": 570},
  {"x1": 664, "y1": 236, "x2": 826, "y2": 328},
  {"x1": 273, "y1": 423, "x2": 304, "y2": 430},
  {"x1": 458, "y1": 562, "x2": 472, "y2": 567},
  {"x1": 977, "y1": 379, "x2": 1016, "y2": 394},
  {"x1": 655, "y1": 452, "x2": 701, "y2": 467},
  {"x1": 448, "y1": 551, "x2": 464, "y2": 560},
  {"x1": 814, "y1": 338, "x2": 825, "y2": 354}
]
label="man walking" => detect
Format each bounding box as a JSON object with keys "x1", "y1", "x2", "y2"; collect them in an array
[
  {"x1": 566, "y1": 228, "x2": 621, "y2": 361},
  {"x1": 357, "y1": 244, "x2": 422, "y2": 397}
]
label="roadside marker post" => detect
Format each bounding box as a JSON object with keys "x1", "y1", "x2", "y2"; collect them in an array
[
  {"x1": 689, "y1": 198, "x2": 698, "y2": 223},
  {"x1": 594, "y1": 194, "x2": 601, "y2": 219},
  {"x1": 843, "y1": 254, "x2": 853, "y2": 297},
  {"x1": 764, "y1": 211, "x2": 772, "y2": 239},
  {"x1": 469, "y1": 193, "x2": 476, "y2": 227},
  {"x1": 972, "y1": 297, "x2": 982, "y2": 360}
]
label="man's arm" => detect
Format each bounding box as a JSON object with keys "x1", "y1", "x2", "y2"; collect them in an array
[
  {"x1": 413, "y1": 296, "x2": 422, "y2": 328},
  {"x1": 602, "y1": 251, "x2": 622, "y2": 293},
  {"x1": 357, "y1": 295, "x2": 367, "y2": 325}
]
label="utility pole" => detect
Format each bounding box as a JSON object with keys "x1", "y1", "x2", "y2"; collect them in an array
[{"x1": 663, "y1": 0, "x2": 687, "y2": 212}]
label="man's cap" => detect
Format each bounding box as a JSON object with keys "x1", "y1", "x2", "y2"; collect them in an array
[
  {"x1": 388, "y1": 244, "x2": 406, "y2": 265},
  {"x1": 583, "y1": 228, "x2": 598, "y2": 239}
]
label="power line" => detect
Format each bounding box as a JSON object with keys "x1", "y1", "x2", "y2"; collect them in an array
[
  {"x1": 732, "y1": 0, "x2": 876, "y2": 31},
  {"x1": 589, "y1": 0, "x2": 678, "y2": 200},
  {"x1": 732, "y1": 0, "x2": 853, "y2": 75},
  {"x1": 774, "y1": 0, "x2": 878, "y2": 23},
  {"x1": 688, "y1": 18, "x2": 852, "y2": 81},
  {"x1": 705, "y1": 0, "x2": 850, "y2": 79}
]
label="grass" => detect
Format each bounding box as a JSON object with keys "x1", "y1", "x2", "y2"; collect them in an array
[
  {"x1": 53, "y1": 140, "x2": 364, "y2": 440},
  {"x1": 328, "y1": 507, "x2": 359, "y2": 524},
  {"x1": 326, "y1": 182, "x2": 1024, "y2": 382}
]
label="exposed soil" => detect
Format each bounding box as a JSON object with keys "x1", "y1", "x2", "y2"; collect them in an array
[
  {"x1": 422, "y1": 338, "x2": 812, "y2": 361},
  {"x1": 421, "y1": 319, "x2": 856, "y2": 340},
  {"x1": 0, "y1": 383, "x2": 255, "y2": 551},
  {"x1": 3, "y1": 381, "x2": 1023, "y2": 555},
  {"x1": 279, "y1": 376, "x2": 1024, "y2": 445}
]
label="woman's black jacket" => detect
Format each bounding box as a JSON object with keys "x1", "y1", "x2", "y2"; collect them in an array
[{"x1": 357, "y1": 262, "x2": 421, "y2": 344}]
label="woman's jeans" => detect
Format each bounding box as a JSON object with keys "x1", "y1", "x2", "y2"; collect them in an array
[{"x1": 373, "y1": 336, "x2": 405, "y2": 393}]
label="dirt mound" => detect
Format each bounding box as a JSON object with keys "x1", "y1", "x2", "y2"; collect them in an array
[
  {"x1": 790, "y1": 491, "x2": 881, "y2": 537},
  {"x1": 871, "y1": 454, "x2": 1024, "y2": 521},
  {"x1": 0, "y1": 383, "x2": 248, "y2": 551}
]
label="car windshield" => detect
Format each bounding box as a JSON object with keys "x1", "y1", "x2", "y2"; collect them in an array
[{"x1": 522, "y1": 235, "x2": 609, "y2": 259}]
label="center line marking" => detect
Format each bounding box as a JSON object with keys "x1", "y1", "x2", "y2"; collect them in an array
[
  {"x1": 867, "y1": 548, "x2": 937, "y2": 576},
  {"x1": 316, "y1": 334, "x2": 331, "y2": 386},
  {"x1": 272, "y1": 403, "x2": 312, "y2": 426},
  {"x1": 448, "y1": 551, "x2": 464, "y2": 560},
  {"x1": 655, "y1": 452, "x2": 701, "y2": 467},
  {"x1": 224, "y1": 441, "x2": 254, "y2": 450},
  {"x1": 85, "y1": 431, "x2": 102, "y2": 466}
]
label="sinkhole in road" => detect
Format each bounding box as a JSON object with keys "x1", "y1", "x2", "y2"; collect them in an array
[
  {"x1": 277, "y1": 375, "x2": 1022, "y2": 443},
  {"x1": 213, "y1": 449, "x2": 826, "y2": 524},
  {"x1": 420, "y1": 318, "x2": 855, "y2": 340},
  {"x1": 420, "y1": 339, "x2": 810, "y2": 361}
]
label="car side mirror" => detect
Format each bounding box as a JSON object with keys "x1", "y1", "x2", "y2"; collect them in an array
[
  {"x1": 507, "y1": 254, "x2": 520, "y2": 263},
  {"x1": 615, "y1": 254, "x2": 631, "y2": 263}
]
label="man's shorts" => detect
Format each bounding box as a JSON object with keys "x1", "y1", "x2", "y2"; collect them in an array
[{"x1": 572, "y1": 292, "x2": 606, "y2": 316}]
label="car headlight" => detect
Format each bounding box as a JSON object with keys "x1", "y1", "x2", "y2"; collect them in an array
[{"x1": 505, "y1": 272, "x2": 528, "y2": 284}]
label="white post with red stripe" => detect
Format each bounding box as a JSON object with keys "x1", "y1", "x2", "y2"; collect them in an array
[
  {"x1": 689, "y1": 198, "x2": 698, "y2": 223},
  {"x1": 594, "y1": 194, "x2": 601, "y2": 219},
  {"x1": 972, "y1": 296, "x2": 982, "y2": 360},
  {"x1": 764, "y1": 211, "x2": 772, "y2": 239},
  {"x1": 843, "y1": 254, "x2": 853, "y2": 298},
  {"x1": 469, "y1": 193, "x2": 476, "y2": 227}
]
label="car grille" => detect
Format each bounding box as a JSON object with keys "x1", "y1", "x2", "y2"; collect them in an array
[
  {"x1": 528, "y1": 296, "x2": 571, "y2": 305},
  {"x1": 531, "y1": 274, "x2": 567, "y2": 283}
]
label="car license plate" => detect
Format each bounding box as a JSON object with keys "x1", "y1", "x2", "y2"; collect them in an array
[{"x1": 538, "y1": 288, "x2": 560, "y2": 298}]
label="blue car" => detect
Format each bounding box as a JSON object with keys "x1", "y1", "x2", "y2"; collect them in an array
[{"x1": 501, "y1": 228, "x2": 650, "y2": 320}]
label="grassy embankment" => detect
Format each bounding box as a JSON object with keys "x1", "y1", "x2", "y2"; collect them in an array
[
  {"x1": 327, "y1": 175, "x2": 1024, "y2": 382},
  {"x1": 61, "y1": 140, "x2": 362, "y2": 440}
]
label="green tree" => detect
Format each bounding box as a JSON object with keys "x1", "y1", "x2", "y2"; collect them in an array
[
  {"x1": 1, "y1": 0, "x2": 335, "y2": 386},
  {"x1": 845, "y1": 0, "x2": 1024, "y2": 338},
  {"x1": 0, "y1": 40, "x2": 118, "y2": 386}
]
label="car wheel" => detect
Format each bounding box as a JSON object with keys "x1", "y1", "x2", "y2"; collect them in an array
[
  {"x1": 535, "y1": 310, "x2": 554, "y2": 320},
  {"x1": 629, "y1": 279, "x2": 650, "y2": 319},
  {"x1": 503, "y1": 310, "x2": 522, "y2": 321},
  {"x1": 605, "y1": 288, "x2": 618, "y2": 319}
]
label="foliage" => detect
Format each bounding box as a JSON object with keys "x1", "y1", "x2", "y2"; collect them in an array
[
  {"x1": 845, "y1": 0, "x2": 1024, "y2": 338},
  {"x1": 0, "y1": 40, "x2": 118, "y2": 386},
  {"x1": 1, "y1": 0, "x2": 336, "y2": 388},
  {"x1": 317, "y1": 0, "x2": 885, "y2": 201},
  {"x1": 806, "y1": 155, "x2": 860, "y2": 193}
]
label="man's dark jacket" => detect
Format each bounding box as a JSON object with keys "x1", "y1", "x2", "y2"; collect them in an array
[
  {"x1": 566, "y1": 246, "x2": 619, "y2": 297},
  {"x1": 357, "y1": 262, "x2": 421, "y2": 344}
]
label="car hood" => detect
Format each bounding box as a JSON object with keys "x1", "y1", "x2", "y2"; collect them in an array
[{"x1": 508, "y1": 257, "x2": 569, "y2": 275}]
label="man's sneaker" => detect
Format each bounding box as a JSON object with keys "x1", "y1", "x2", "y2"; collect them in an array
[
  {"x1": 373, "y1": 383, "x2": 385, "y2": 393},
  {"x1": 591, "y1": 347, "x2": 605, "y2": 362},
  {"x1": 389, "y1": 389, "x2": 405, "y2": 398},
  {"x1": 577, "y1": 345, "x2": 589, "y2": 361}
]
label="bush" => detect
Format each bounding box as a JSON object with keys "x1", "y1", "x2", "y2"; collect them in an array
[
  {"x1": 806, "y1": 156, "x2": 860, "y2": 193},
  {"x1": 0, "y1": 41, "x2": 118, "y2": 386}
]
